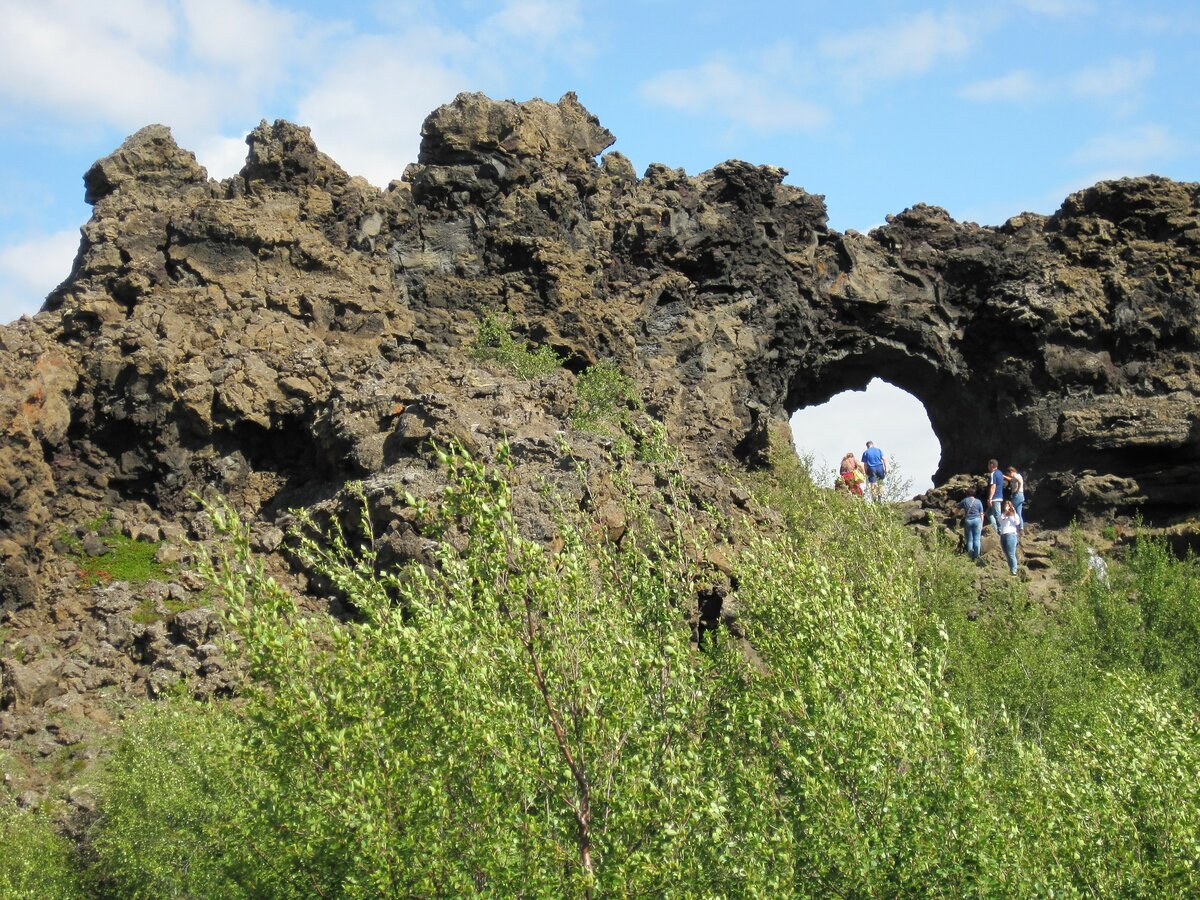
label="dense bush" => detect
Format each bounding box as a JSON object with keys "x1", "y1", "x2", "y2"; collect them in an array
[
  {"x1": 1069, "y1": 532, "x2": 1200, "y2": 699},
  {"x1": 88, "y1": 702, "x2": 257, "y2": 898},
  {"x1": 75, "y1": 443, "x2": 1200, "y2": 896},
  {"x1": 0, "y1": 798, "x2": 85, "y2": 899}
]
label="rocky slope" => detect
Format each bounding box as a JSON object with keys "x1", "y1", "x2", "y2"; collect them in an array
[{"x1": 0, "y1": 91, "x2": 1198, "y2": 801}]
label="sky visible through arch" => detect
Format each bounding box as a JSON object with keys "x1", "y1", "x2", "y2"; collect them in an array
[
  {"x1": 0, "y1": 2, "x2": 1196, "y2": 478},
  {"x1": 790, "y1": 379, "x2": 941, "y2": 494}
]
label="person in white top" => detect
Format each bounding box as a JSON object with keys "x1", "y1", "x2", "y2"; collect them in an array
[{"x1": 998, "y1": 499, "x2": 1022, "y2": 575}]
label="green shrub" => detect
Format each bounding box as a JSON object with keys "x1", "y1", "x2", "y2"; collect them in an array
[
  {"x1": 186, "y1": 451, "x2": 762, "y2": 896},
  {"x1": 986, "y1": 676, "x2": 1200, "y2": 896},
  {"x1": 0, "y1": 800, "x2": 86, "y2": 899},
  {"x1": 571, "y1": 361, "x2": 640, "y2": 433},
  {"x1": 87, "y1": 701, "x2": 258, "y2": 899},
  {"x1": 1122, "y1": 536, "x2": 1200, "y2": 696},
  {"x1": 471, "y1": 310, "x2": 563, "y2": 379},
  {"x1": 85, "y1": 442, "x2": 1200, "y2": 896},
  {"x1": 1062, "y1": 531, "x2": 1200, "y2": 700},
  {"x1": 169, "y1": 445, "x2": 983, "y2": 895}
]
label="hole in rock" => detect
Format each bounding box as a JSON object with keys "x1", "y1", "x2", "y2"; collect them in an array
[{"x1": 789, "y1": 378, "x2": 941, "y2": 495}]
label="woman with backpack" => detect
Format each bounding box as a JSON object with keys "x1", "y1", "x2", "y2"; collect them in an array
[{"x1": 838, "y1": 452, "x2": 865, "y2": 497}]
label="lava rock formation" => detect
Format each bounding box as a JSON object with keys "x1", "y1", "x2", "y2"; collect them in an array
[{"x1": 0, "y1": 91, "x2": 1197, "y2": 704}]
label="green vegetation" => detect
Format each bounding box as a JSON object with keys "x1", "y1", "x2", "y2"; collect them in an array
[
  {"x1": 0, "y1": 800, "x2": 86, "y2": 899},
  {"x1": 11, "y1": 438, "x2": 1200, "y2": 895},
  {"x1": 1069, "y1": 531, "x2": 1200, "y2": 700},
  {"x1": 471, "y1": 310, "x2": 564, "y2": 378},
  {"x1": 129, "y1": 592, "x2": 199, "y2": 626},
  {"x1": 882, "y1": 452, "x2": 915, "y2": 502},
  {"x1": 88, "y1": 702, "x2": 254, "y2": 899},
  {"x1": 571, "y1": 361, "x2": 640, "y2": 433},
  {"x1": 569, "y1": 362, "x2": 673, "y2": 462},
  {"x1": 58, "y1": 514, "x2": 169, "y2": 587}
]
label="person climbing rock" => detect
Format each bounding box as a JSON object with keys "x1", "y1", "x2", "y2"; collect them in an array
[
  {"x1": 838, "y1": 452, "x2": 865, "y2": 497},
  {"x1": 861, "y1": 441, "x2": 887, "y2": 502},
  {"x1": 1004, "y1": 466, "x2": 1026, "y2": 527},
  {"x1": 958, "y1": 490, "x2": 984, "y2": 561},
  {"x1": 985, "y1": 459, "x2": 1005, "y2": 531}
]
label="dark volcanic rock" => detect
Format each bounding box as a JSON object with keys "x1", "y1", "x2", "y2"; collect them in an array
[
  {"x1": 0, "y1": 94, "x2": 1197, "y2": 736},
  {"x1": 5, "y1": 93, "x2": 1200, "y2": 538},
  {"x1": 3, "y1": 92, "x2": 1199, "y2": 543}
]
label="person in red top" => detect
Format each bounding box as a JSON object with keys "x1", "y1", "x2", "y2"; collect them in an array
[{"x1": 838, "y1": 452, "x2": 865, "y2": 496}]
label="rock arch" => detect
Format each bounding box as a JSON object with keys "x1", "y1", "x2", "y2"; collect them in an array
[{"x1": 0, "y1": 90, "x2": 1197, "y2": 563}]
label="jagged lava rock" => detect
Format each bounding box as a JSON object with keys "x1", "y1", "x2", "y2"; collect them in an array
[
  {"x1": 0, "y1": 90, "x2": 1197, "y2": 790},
  {"x1": 0, "y1": 90, "x2": 1196, "y2": 641}
]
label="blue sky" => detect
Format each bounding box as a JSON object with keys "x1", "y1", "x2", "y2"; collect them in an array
[{"x1": 0, "y1": 0, "x2": 1196, "y2": 485}]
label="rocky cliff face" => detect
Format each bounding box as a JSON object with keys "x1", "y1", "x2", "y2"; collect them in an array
[
  {"x1": 0, "y1": 92, "x2": 1198, "y2": 773},
  {"x1": 12, "y1": 91, "x2": 1200, "y2": 538}
]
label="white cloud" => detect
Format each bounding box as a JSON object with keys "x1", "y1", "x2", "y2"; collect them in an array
[
  {"x1": 296, "y1": 34, "x2": 472, "y2": 185},
  {"x1": 961, "y1": 56, "x2": 1154, "y2": 110},
  {"x1": 195, "y1": 135, "x2": 251, "y2": 180},
  {"x1": 179, "y1": 0, "x2": 323, "y2": 82},
  {"x1": 0, "y1": 0, "x2": 205, "y2": 129},
  {"x1": 1070, "y1": 124, "x2": 1183, "y2": 166},
  {"x1": 639, "y1": 57, "x2": 829, "y2": 134},
  {"x1": 819, "y1": 11, "x2": 975, "y2": 87},
  {"x1": 959, "y1": 69, "x2": 1040, "y2": 102},
  {"x1": 58, "y1": 0, "x2": 179, "y2": 52},
  {"x1": 0, "y1": 228, "x2": 79, "y2": 324},
  {"x1": 1068, "y1": 55, "x2": 1154, "y2": 100},
  {"x1": 482, "y1": 0, "x2": 582, "y2": 45},
  {"x1": 0, "y1": 0, "x2": 326, "y2": 137}
]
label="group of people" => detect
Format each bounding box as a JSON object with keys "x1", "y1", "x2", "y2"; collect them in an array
[
  {"x1": 958, "y1": 459, "x2": 1026, "y2": 574},
  {"x1": 836, "y1": 441, "x2": 888, "y2": 502}
]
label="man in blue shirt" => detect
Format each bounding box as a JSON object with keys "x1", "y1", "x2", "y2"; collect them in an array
[
  {"x1": 986, "y1": 459, "x2": 1005, "y2": 531},
  {"x1": 861, "y1": 441, "x2": 887, "y2": 502}
]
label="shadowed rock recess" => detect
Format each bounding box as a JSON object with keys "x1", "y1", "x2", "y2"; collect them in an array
[{"x1": 0, "y1": 92, "x2": 1199, "y2": 718}]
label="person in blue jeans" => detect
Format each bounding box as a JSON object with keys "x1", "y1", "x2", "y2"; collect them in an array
[
  {"x1": 1005, "y1": 466, "x2": 1025, "y2": 527},
  {"x1": 958, "y1": 492, "x2": 984, "y2": 560},
  {"x1": 998, "y1": 500, "x2": 1022, "y2": 575},
  {"x1": 985, "y1": 459, "x2": 1004, "y2": 531},
  {"x1": 861, "y1": 441, "x2": 887, "y2": 502}
]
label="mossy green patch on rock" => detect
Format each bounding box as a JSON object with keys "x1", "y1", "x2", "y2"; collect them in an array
[
  {"x1": 471, "y1": 310, "x2": 563, "y2": 379},
  {"x1": 59, "y1": 518, "x2": 172, "y2": 587}
]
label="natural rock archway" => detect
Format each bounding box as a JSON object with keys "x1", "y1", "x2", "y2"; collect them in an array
[
  {"x1": 769, "y1": 190, "x2": 1200, "y2": 522},
  {"x1": 0, "y1": 88, "x2": 1197, "y2": 759},
  {"x1": 0, "y1": 89, "x2": 1197, "y2": 577}
]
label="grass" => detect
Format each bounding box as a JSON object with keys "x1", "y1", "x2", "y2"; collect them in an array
[
  {"x1": 58, "y1": 514, "x2": 172, "y2": 587},
  {"x1": 130, "y1": 593, "x2": 199, "y2": 626},
  {"x1": 72, "y1": 536, "x2": 167, "y2": 587}
]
